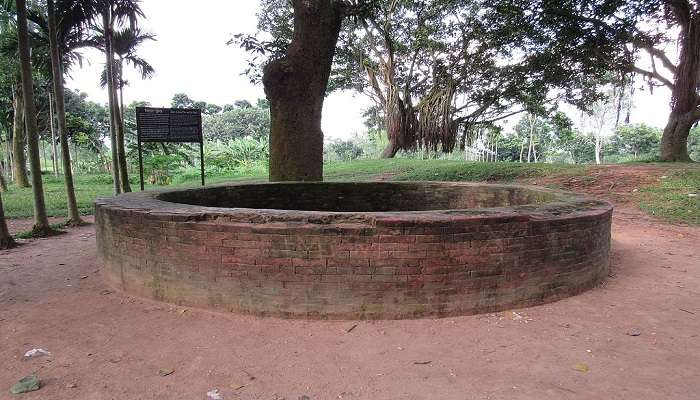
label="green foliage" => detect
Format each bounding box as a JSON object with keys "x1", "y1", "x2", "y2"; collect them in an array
[
  {"x1": 206, "y1": 137, "x2": 269, "y2": 173},
  {"x1": 241, "y1": 0, "x2": 622, "y2": 154},
  {"x1": 609, "y1": 124, "x2": 661, "y2": 158},
  {"x1": 143, "y1": 154, "x2": 183, "y2": 185},
  {"x1": 203, "y1": 100, "x2": 270, "y2": 141},
  {"x1": 324, "y1": 139, "x2": 364, "y2": 161}
]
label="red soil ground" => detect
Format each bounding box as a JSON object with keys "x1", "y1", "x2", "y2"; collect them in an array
[{"x1": 1, "y1": 170, "x2": 699, "y2": 399}]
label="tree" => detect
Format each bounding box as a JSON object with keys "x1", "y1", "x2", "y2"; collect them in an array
[
  {"x1": 248, "y1": 0, "x2": 615, "y2": 160},
  {"x1": 261, "y1": 0, "x2": 347, "y2": 181},
  {"x1": 99, "y1": 26, "x2": 155, "y2": 121},
  {"x1": 171, "y1": 92, "x2": 195, "y2": 109},
  {"x1": 610, "y1": 124, "x2": 661, "y2": 157},
  {"x1": 202, "y1": 99, "x2": 270, "y2": 141},
  {"x1": 501, "y1": 0, "x2": 694, "y2": 161},
  {"x1": 10, "y1": 82, "x2": 29, "y2": 186},
  {"x1": 99, "y1": 0, "x2": 145, "y2": 194},
  {"x1": 15, "y1": 0, "x2": 50, "y2": 235},
  {"x1": 46, "y1": 0, "x2": 82, "y2": 224},
  {"x1": 0, "y1": 191, "x2": 15, "y2": 249},
  {"x1": 0, "y1": 12, "x2": 30, "y2": 187}
]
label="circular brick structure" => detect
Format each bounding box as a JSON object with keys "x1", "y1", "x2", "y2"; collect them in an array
[{"x1": 95, "y1": 182, "x2": 612, "y2": 319}]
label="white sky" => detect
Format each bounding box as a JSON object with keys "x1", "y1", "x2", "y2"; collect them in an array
[{"x1": 65, "y1": 0, "x2": 673, "y2": 140}]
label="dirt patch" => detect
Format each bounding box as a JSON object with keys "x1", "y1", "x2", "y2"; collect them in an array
[
  {"x1": 522, "y1": 164, "x2": 671, "y2": 204},
  {"x1": 6, "y1": 216, "x2": 95, "y2": 237},
  {"x1": 2, "y1": 166, "x2": 699, "y2": 399},
  {"x1": 1, "y1": 204, "x2": 699, "y2": 399}
]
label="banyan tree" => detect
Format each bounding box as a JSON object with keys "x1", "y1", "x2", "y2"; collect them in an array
[{"x1": 244, "y1": 0, "x2": 624, "y2": 162}]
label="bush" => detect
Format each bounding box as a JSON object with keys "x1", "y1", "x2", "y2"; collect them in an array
[
  {"x1": 206, "y1": 137, "x2": 269, "y2": 171},
  {"x1": 324, "y1": 139, "x2": 364, "y2": 161}
]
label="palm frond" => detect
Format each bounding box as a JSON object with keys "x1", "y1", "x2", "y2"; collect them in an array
[{"x1": 123, "y1": 54, "x2": 153, "y2": 79}]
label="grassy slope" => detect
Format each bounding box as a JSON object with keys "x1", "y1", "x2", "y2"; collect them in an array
[
  {"x1": 638, "y1": 168, "x2": 700, "y2": 225},
  {"x1": 2, "y1": 160, "x2": 698, "y2": 225}
]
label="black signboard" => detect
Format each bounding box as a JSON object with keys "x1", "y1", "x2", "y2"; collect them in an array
[
  {"x1": 136, "y1": 107, "x2": 202, "y2": 142},
  {"x1": 135, "y1": 107, "x2": 205, "y2": 190}
]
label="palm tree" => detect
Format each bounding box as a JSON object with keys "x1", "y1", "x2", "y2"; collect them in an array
[
  {"x1": 46, "y1": 0, "x2": 89, "y2": 225},
  {"x1": 0, "y1": 7, "x2": 30, "y2": 188},
  {"x1": 99, "y1": 0, "x2": 144, "y2": 194},
  {"x1": 100, "y1": 27, "x2": 155, "y2": 122},
  {"x1": 15, "y1": 0, "x2": 51, "y2": 235},
  {"x1": 10, "y1": 82, "x2": 30, "y2": 187},
  {"x1": 0, "y1": 191, "x2": 15, "y2": 249}
]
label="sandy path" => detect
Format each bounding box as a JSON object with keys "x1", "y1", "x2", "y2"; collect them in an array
[{"x1": 0, "y1": 205, "x2": 698, "y2": 400}]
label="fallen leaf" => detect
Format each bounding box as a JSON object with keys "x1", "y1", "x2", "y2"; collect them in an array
[
  {"x1": 158, "y1": 368, "x2": 175, "y2": 377},
  {"x1": 574, "y1": 363, "x2": 589, "y2": 373}
]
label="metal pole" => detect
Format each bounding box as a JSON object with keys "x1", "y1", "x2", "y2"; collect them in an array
[{"x1": 138, "y1": 135, "x2": 144, "y2": 191}]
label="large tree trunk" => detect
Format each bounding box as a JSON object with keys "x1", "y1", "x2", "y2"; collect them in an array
[
  {"x1": 47, "y1": 0, "x2": 83, "y2": 225},
  {"x1": 262, "y1": 0, "x2": 345, "y2": 181},
  {"x1": 381, "y1": 139, "x2": 400, "y2": 158},
  {"x1": 103, "y1": 9, "x2": 121, "y2": 194},
  {"x1": 11, "y1": 86, "x2": 30, "y2": 187},
  {"x1": 661, "y1": 113, "x2": 693, "y2": 161},
  {"x1": 661, "y1": 10, "x2": 700, "y2": 162},
  {"x1": 0, "y1": 191, "x2": 15, "y2": 249},
  {"x1": 15, "y1": 0, "x2": 51, "y2": 235}
]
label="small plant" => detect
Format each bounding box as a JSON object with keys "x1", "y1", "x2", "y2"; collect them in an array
[{"x1": 143, "y1": 154, "x2": 182, "y2": 186}]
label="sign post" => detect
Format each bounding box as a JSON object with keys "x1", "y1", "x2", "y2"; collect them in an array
[{"x1": 135, "y1": 107, "x2": 204, "y2": 191}]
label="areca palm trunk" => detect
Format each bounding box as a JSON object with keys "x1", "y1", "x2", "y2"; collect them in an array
[
  {"x1": 11, "y1": 85, "x2": 30, "y2": 187},
  {"x1": 48, "y1": 91, "x2": 58, "y2": 177},
  {"x1": 103, "y1": 8, "x2": 121, "y2": 195},
  {"x1": 15, "y1": 0, "x2": 51, "y2": 235},
  {"x1": 47, "y1": 0, "x2": 82, "y2": 225},
  {"x1": 113, "y1": 62, "x2": 130, "y2": 192}
]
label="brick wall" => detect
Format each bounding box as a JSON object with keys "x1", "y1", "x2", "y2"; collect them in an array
[{"x1": 95, "y1": 182, "x2": 612, "y2": 319}]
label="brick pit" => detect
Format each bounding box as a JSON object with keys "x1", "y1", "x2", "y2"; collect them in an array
[{"x1": 95, "y1": 182, "x2": 612, "y2": 319}]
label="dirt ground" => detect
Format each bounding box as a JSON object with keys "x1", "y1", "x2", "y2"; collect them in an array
[{"x1": 1, "y1": 173, "x2": 699, "y2": 399}]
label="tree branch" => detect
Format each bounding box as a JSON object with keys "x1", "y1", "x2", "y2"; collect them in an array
[
  {"x1": 630, "y1": 65, "x2": 675, "y2": 89},
  {"x1": 633, "y1": 38, "x2": 678, "y2": 73}
]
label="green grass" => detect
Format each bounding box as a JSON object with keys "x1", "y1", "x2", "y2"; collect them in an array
[
  {"x1": 389, "y1": 160, "x2": 586, "y2": 182},
  {"x1": 13, "y1": 222, "x2": 67, "y2": 239},
  {"x1": 3, "y1": 175, "x2": 116, "y2": 219},
  {"x1": 2, "y1": 160, "x2": 698, "y2": 225},
  {"x1": 638, "y1": 168, "x2": 700, "y2": 225}
]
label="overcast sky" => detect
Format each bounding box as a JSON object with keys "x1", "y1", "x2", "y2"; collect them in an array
[{"x1": 65, "y1": 0, "x2": 673, "y2": 140}]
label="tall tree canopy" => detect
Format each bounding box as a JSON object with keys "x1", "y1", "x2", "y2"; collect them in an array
[
  {"x1": 493, "y1": 0, "x2": 695, "y2": 161},
  {"x1": 240, "y1": 0, "x2": 620, "y2": 158}
]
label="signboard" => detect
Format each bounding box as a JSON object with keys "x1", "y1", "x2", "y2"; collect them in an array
[
  {"x1": 134, "y1": 107, "x2": 205, "y2": 190},
  {"x1": 136, "y1": 107, "x2": 202, "y2": 142}
]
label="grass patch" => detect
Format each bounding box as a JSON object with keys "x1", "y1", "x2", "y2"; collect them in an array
[
  {"x1": 2, "y1": 160, "x2": 698, "y2": 225},
  {"x1": 392, "y1": 160, "x2": 586, "y2": 182},
  {"x1": 13, "y1": 222, "x2": 67, "y2": 239},
  {"x1": 638, "y1": 168, "x2": 700, "y2": 225},
  {"x1": 324, "y1": 159, "x2": 419, "y2": 181}
]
